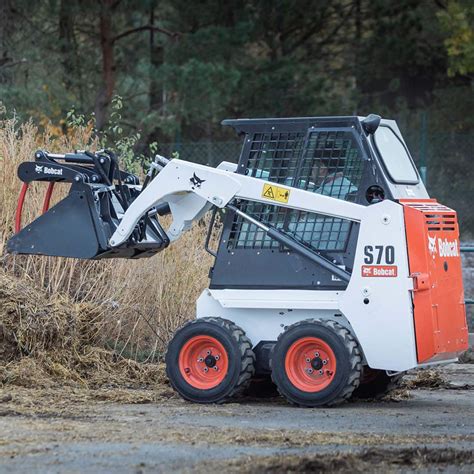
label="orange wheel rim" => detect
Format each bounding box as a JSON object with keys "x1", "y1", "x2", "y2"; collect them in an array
[
  {"x1": 285, "y1": 337, "x2": 336, "y2": 392},
  {"x1": 178, "y1": 335, "x2": 229, "y2": 389}
]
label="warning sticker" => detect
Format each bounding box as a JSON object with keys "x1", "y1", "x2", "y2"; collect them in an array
[
  {"x1": 262, "y1": 183, "x2": 290, "y2": 203},
  {"x1": 361, "y1": 265, "x2": 398, "y2": 277}
]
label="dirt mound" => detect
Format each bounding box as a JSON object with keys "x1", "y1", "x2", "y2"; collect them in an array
[
  {"x1": 224, "y1": 447, "x2": 474, "y2": 473},
  {"x1": 0, "y1": 268, "x2": 164, "y2": 389},
  {"x1": 404, "y1": 369, "x2": 448, "y2": 389}
]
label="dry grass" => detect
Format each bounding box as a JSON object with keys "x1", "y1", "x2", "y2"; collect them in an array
[
  {"x1": 0, "y1": 264, "x2": 167, "y2": 389},
  {"x1": 0, "y1": 110, "x2": 213, "y2": 385}
]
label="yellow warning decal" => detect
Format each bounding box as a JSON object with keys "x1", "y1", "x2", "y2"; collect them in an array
[{"x1": 262, "y1": 183, "x2": 290, "y2": 203}]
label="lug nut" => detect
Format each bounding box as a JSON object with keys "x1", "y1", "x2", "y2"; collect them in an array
[
  {"x1": 307, "y1": 368, "x2": 313, "y2": 374},
  {"x1": 206, "y1": 350, "x2": 211, "y2": 355},
  {"x1": 305, "y1": 358, "x2": 311, "y2": 363},
  {"x1": 323, "y1": 359, "x2": 328, "y2": 365},
  {"x1": 197, "y1": 358, "x2": 203, "y2": 362},
  {"x1": 319, "y1": 369, "x2": 324, "y2": 375},
  {"x1": 213, "y1": 366, "x2": 218, "y2": 371},
  {"x1": 215, "y1": 355, "x2": 220, "y2": 361},
  {"x1": 204, "y1": 367, "x2": 209, "y2": 373},
  {"x1": 314, "y1": 352, "x2": 320, "y2": 357}
]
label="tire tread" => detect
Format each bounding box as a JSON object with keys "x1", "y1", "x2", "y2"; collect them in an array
[
  {"x1": 270, "y1": 318, "x2": 362, "y2": 407},
  {"x1": 166, "y1": 317, "x2": 255, "y2": 403}
]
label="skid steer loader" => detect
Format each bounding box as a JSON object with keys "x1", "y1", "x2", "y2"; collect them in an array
[{"x1": 7, "y1": 114, "x2": 468, "y2": 407}]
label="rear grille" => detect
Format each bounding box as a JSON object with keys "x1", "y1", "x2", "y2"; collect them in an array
[
  {"x1": 425, "y1": 214, "x2": 456, "y2": 231},
  {"x1": 404, "y1": 201, "x2": 457, "y2": 232}
]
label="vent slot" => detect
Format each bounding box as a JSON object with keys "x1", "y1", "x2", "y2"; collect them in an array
[{"x1": 425, "y1": 213, "x2": 457, "y2": 232}]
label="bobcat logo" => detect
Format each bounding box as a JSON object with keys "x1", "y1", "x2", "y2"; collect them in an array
[
  {"x1": 190, "y1": 173, "x2": 205, "y2": 188},
  {"x1": 428, "y1": 235, "x2": 437, "y2": 255},
  {"x1": 35, "y1": 165, "x2": 44, "y2": 174},
  {"x1": 362, "y1": 267, "x2": 372, "y2": 276}
]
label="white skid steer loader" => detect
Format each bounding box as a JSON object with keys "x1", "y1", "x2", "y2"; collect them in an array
[{"x1": 8, "y1": 114, "x2": 469, "y2": 407}]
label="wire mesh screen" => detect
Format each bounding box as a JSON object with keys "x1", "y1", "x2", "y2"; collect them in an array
[
  {"x1": 230, "y1": 202, "x2": 285, "y2": 250},
  {"x1": 229, "y1": 203, "x2": 353, "y2": 251},
  {"x1": 247, "y1": 132, "x2": 306, "y2": 183},
  {"x1": 296, "y1": 130, "x2": 363, "y2": 198},
  {"x1": 228, "y1": 128, "x2": 365, "y2": 251}
]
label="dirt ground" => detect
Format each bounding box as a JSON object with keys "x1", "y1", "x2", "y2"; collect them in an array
[{"x1": 0, "y1": 364, "x2": 473, "y2": 473}]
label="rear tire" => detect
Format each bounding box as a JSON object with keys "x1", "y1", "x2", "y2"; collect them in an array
[
  {"x1": 270, "y1": 319, "x2": 362, "y2": 407},
  {"x1": 352, "y1": 367, "x2": 404, "y2": 399},
  {"x1": 166, "y1": 317, "x2": 255, "y2": 403}
]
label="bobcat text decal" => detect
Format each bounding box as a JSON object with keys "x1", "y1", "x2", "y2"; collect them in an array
[
  {"x1": 35, "y1": 165, "x2": 63, "y2": 176},
  {"x1": 361, "y1": 265, "x2": 398, "y2": 277},
  {"x1": 427, "y1": 236, "x2": 459, "y2": 258}
]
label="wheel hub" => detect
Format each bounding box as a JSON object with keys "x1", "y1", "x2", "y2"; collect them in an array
[
  {"x1": 311, "y1": 357, "x2": 323, "y2": 370},
  {"x1": 204, "y1": 354, "x2": 217, "y2": 368}
]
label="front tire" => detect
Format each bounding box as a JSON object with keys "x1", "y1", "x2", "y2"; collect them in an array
[
  {"x1": 270, "y1": 319, "x2": 362, "y2": 407},
  {"x1": 166, "y1": 317, "x2": 255, "y2": 403}
]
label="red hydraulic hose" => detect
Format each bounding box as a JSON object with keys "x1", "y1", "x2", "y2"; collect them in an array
[
  {"x1": 42, "y1": 182, "x2": 55, "y2": 214},
  {"x1": 15, "y1": 182, "x2": 29, "y2": 233}
]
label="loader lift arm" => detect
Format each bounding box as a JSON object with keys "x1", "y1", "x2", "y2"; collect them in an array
[{"x1": 109, "y1": 157, "x2": 366, "y2": 280}]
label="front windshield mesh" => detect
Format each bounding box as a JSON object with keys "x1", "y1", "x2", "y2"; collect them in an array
[
  {"x1": 228, "y1": 129, "x2": 364, "y2": 251},
  {"x1": 374, "y1": 127, "x2": 418, "y2": 183}
]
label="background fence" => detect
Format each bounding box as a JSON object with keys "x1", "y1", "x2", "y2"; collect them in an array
[{"x1": 157, "y1": 131, "x2": 474, "y2": 330}]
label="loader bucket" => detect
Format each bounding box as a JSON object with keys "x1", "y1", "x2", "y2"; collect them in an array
[
  {"x1": 8, "y1": 183, "x2": 110, "y2": 259},
  {"x1": 7, "y1": 149, "x2": 170, "y2": 260}
]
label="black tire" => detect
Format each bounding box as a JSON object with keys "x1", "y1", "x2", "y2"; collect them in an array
[
  {"x1": 165, "y1": 317, "x2": 255, "y2": 403},
  {"x1": 270, "y1": 319, "x2": 362, "y2": 407},
  {"x1": 352, "y1": 367, "x2": 404, "y2": 399}
]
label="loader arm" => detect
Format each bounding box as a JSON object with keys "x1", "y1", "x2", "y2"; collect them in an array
[{"x1": 109, "y1": 158, "x2": 365, "y2": 248}]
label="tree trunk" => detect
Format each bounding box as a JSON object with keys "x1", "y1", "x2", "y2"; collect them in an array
[
  {"x1": 59, "y1": 0, "x2": 75, "y2": 88},
  {"x1": 94, "y1": 0, "x2": 115, "y2": 131},
  {"x1": 59, "y1": 0, "x2": 84, "y2": 115},
  {"x1": 148, "y1": 1, "x2": 165, "y2": 142}
]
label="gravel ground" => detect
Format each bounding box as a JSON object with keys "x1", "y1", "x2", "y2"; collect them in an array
[{"x1": 0, "y1": 364, "x2": 473, "y2": 473}]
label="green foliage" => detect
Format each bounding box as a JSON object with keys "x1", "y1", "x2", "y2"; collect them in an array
[
  {"x1": 65, "y1": 107, "x2": 88, "y2": 128},
  {"x1": 99, "y1": 96, "x2": 142, "y2": 173},
  {"x1": 65, "y1": 96, "x2": 156, "y2": 174},
  {"x1": 437, "y1": 1, "x2": 474, "y2": 76},
  {"x1": 0, "y1": 0, "x2": 473, "y2": 150}
]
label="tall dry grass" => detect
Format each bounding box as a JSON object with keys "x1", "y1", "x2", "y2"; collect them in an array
[{"x1": 0, "y1": 111, "x2": 214, "y2": 364}]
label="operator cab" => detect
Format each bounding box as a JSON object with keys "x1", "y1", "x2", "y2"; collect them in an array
[{"x1": 209, "y1": 114, "x2": 427, "y2": 291}]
